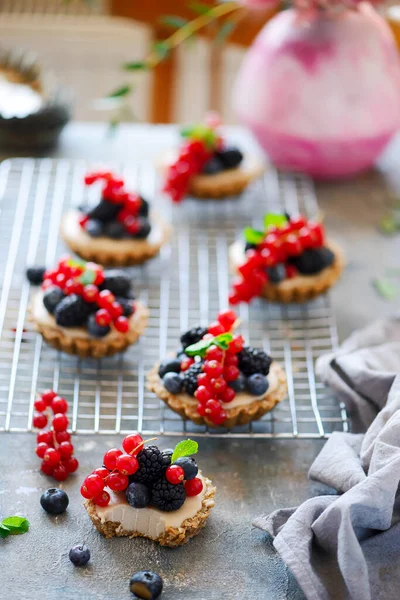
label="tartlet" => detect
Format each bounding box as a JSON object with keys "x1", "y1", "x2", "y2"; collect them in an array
[
  {"x1": 27, "y1": 257, "x2": 148, "y2": 358},
  {"x1": 147, "y1": 310, "x2": 287, "y2": 429},
  {"x1": 229, "y1": 213, "x2": 345, "y2": 305},
  {"x1": 61, "y1": 171, "x2": 170, "y2": 266},
  {"x1": 162, "y1": 113, "x2": 264, "y2": 202},
  {"x1": 82, "y1": 437, "x2": 215, "y2": 547}
]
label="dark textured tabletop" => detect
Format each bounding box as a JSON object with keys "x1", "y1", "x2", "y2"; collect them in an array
[{"x1": 1, "y1": 123, "x2": 399, "y2": 600}]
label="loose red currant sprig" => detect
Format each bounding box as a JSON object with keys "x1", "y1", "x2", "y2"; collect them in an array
[
  {"x1": 163, "y1": 139, "x2": 213, "y2": 203},
  {"x1": 33, "y1": 390, "x2": 79, "y2": 481}
]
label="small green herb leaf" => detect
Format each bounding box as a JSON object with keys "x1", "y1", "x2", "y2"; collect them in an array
[
  {"x1": 172, "y1": 439, "x2": 199, "y2": 463},
  {"x1": 123, "y1": 61, "x2": 148, "y2": 72},
  {"x1": 79, "y1": 270, "x2": 96, "y2": 285},
  {"x1": 160, "y1": 15, "x2": 189, "y2": 29},
  {"x1": 213, "y1": 333, "x2": 233, "y2": 350},
  {"x1": 0, "y1": 524, "x2": 10, "y2": 538},
  {"x1": 185, "y1": 333, "x2": 232, "y2": 357},
  {"x1": 0, "y1": 517, "x2": 30, "y2": 538},
  {"x1": 372, "y1": 278, "x2": 398, "y2": 301},
  {"x1": 244, "y1": 227, "x2": 264, "y2": 246},
  {"x1": 263, "y1": 213, "x2": 288, "y2": 230},
  {"x1": 153, "y1": 41, "x2": 170, "y2": 61},
  {"x1": 107, "y1": 85, "x2": 132, "y2": 99}
]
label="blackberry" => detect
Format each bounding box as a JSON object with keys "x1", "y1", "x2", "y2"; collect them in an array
[
  {"x1": 85, "y1": 219, "x2": 103, "y2": 237},
  {"x1": 43, "y1": 286, "x2": 65, "y2": 314},
  {"x1": 101, "y1": 270, "x2": 131, "y2": 297},
  {"x1": 132, "y1": 218, "x2": 151, "y2": 239},
  {"x1": 238, "y1": 346, "x2": 272, "y2": 376},
  {"x1": 180, "y1": 326, "x2": 208, "y2": 349},
  {"x1": 54, "y1": 294, "x2": 91, "y2": 327},
  {"x1": 87, "y1": 199, "x2": 121, "y2": 223},
  {"x1": 182, "y1": 361, "x2": 203, "y2": 396},
  {"x1": 26, "y1": 266, "x2": 46, "y2": 285},
  {"x1": 131, "y1": 446, "x2": 166, "y2": 485},
  {"x1": 216, "y1": 146, "x2": 243, "y2": 169},
  {"x1": 138, "y1": 197, "x2": 149, "y2": 218},
  {"x1": 115, "y1": 297, "x2": 135, "y2": 317},
  {"x1": 151, "y1": 476, "x2": 186, "y2": 512},
  {"x1": 103, "y1": 221, "x2": 126, "y2": 239},
  {"x1": 160, "y1": 448, "x2": 174, "y2": 468},
  {"x1": 202, "y1": 156, "x2": 224, "y2": 175},
  {"x1": 289, "y1": 247, "x2": 334, "y2": 275}
]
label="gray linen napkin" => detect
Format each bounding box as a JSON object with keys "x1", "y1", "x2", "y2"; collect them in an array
[{"x1": 254, "y1": 315, "x2": 400, "y2": 600}]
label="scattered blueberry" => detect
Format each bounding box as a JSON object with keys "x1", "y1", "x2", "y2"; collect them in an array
[
  {"x1": 26, "y1": 266, "x2": 46, "y2": 285},
  {"x1": 40, "y1": 488, "x2": 69, "y2": 515},
  {"x1": 129, "y1": 571, "x2": 163, "y2": 599},
  {"x1": 228, "y1": 372, "x2": 247, "y2": 393},
  {"x1": 174, "y1": 457, "x2": 198, "y2": 480},
  {"x1": 202, "y1": 156, "x2": 224, "y2": 175},
  {"x1": 267, "y1": 264, "x2": 286, "y2": 284},
  {"x1": 69, "y1": 544, "x2": 91, "y2": 567},
  {"x1": 246, "y1": 373, "x2": 269, "y2": 396},
  {"x1": 158, "y1": 358, "x2": 182, "y2": 379},
  {"x1": 103, "y1": 221, "x2": 126, "y2": 239},
  {"x1": 85, "y1": 219, "x2": 103, "y2": 237},
  {"x1": 126, "y1": 482, "x2": 151, "y2": 509},
  {"x1": 162, "y1": 372, "x2": 183, "y2": 394},
  {"x1": 216, "y1": 146, "x2": 243, "y2": 169},
  {"x1": 87, "y1": 314, "x2": 111, "y2": 338},
  {"x1": 43, "y1": 286, "x2": 65, "y2": 314}
]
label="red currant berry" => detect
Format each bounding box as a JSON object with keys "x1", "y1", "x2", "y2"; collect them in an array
[
  {"x1": 217, "y1": 309, "x2": 237, "y2": 330},
  {"x1": 34, "y1": 397, "x2": 47, "y2": 412},
  {"x1": 286, "y1": 265, "x2": 297, "y2": 279},
  {"x1": 228, "y1": 293, "x2": 240, "y2": 305},
  {"x1": 82, "y1": 284, "x2": 99, "y2": 303},
  {"x1": 33, "y1": 413, "x2": 48, "y2": 429},
  {"x1": 224, "y1": 354, "x2": 238, "y2": 366},
  {"x1": 194, "y1": 385, "x2": 213, "y2": 403},
  {"x1": 283, "y1": 234, "x2": 302, "y2": 257},
  {"x1": 55, "y1": 430, "x2": 71, "y2": 444},
  {"x1": 290, "y1": 215, "x2": 307, "y2": 230},
  {"x1": 205, "y1": 345, "x2": 224, "y2": 362},
  {"x1": 80, "y1": 484, "x2": 93, "y2": 500},
  {"x1": 115, "y1": 454, "x2": 139, "y2": 476},
  {"x1": 124, "y1": 193, "x2": 141, "y2": 215},
  {"x1": 180, "y1": 357, "x2": 194, "y2": 372},
  {"x1": 197, "y1": 372, "x2": 211, "y2": 389},
  {"x1": 53, "y1": 413, "x2": 69, "y2": 432},
  {"x1": 221, "y1": 387, "x2": 236, "y2": 403},
  {"x1": 52, "y1": 464, "x2": 69, "y2": 482},
  {"x1": 197, "y1": 403, "x2": 206, "y2": 416},
  {"x1": 63, "y1": 457, "x2": 79, "y2": 474},
  {"x1": 114, "y1": 316, "x2": 129, "y2": 333},
  {"x1": 208, "y1": 321, "x2": 225, "y2": 336},
  {"x1": 42, "y1": 389, "x2": 57, "y2": 406},
  {"x1": 107, "y1": 472, "x2": 129, "y2": 492},
  {"x1": 93, "y1": 490, "x2": 111, "y2": 507},
  {"x1": 103, "y1": 448, "x2": 123, "y2": 471},
  {"x1": 93, "y1": 467, "x2": 109, "y2": 480},
  {"x1": 224, "y1": 365, "x2": 240, "y2": 382},
  {"x1": 166, "y1": 465, "x2": 185, "y2": 485},
  {"x1": 109, "y1": 301, "x2": 123, "y2": 319},
  {"x1": 203, "y1": 360, "x2": 223, "y2": 378},
  {"x1": 308, "y1": 222, "x2": 324, "y2": 247},
  {"x1": 79, "y1": 214, "x2": 89, "y2": 228},
  {"x1": 41, "y1": 461, "x2": 55, "y2": 476},
  {"x1": 51, "y1": 396, "x2": 68, "y2": 414},
  {"x1": 298, "y1": 227, "x2": 313, "y2": 250},
  {"x1": 97, "y1": 289, "x2": 115, "y2": 308},
  {"x1": 59, "y1": 441, "x2": 74, "y2": 459},
  {"x1": 184, "y1": 477, "x2": 204, "y2": 496},
  {"x1": 227, "y1": 335, "x2": 244, "y2": 355},
  {"x1": 42, "y1": 278, "x2": 53, "y2": 290},
  {"x1": 82, "y1": 474, "x2": 104, "y2": 497},
  {"x1": 36, "y1": 442, "x2": 49, "y2": 458},
  {"x1": 122, "y1": 434, "x2": 144, "y2": 456},
  {"x1": 37, "y1": 430, "x2": 53, "y2": 445},
  {"x1": 211, "y1": 377, "x2": 227, "y2": 396},
  {"x1": 94, "y1": 269, "x2": 105, "y2": 286},
  {"x1": 212, "y1": 409, "x2": 227, "y2": 426},
  {"x1": 205, "y1": 398, "x2": 222, "y2": 418},
  {"x1": 95, "y1": 308, "x2": 112, "y2": 327},
  {"x1": 43, "y1": 448, "x2": 61, "y2": 467}
]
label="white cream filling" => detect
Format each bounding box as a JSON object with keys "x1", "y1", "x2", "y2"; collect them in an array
[
  {"x1": 62, "y1": 210, "x2": 164, "y2": 252},
  {"x1": 95, "y1": 474, "x2": 206, "y2": 538},
  {"x1": 31, "y1": 291, "x2": 142, "y2": 341}
]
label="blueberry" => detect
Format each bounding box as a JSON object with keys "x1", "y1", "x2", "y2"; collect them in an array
[
  {"x1": 202, "y1": 156, "x2": 224, "y2": 175},
  {"x1": 246, "y1": 373, "x2": 269, "y2": 396},
  {"x1": 216, "y1": 146, "x2": 243, "y2": 169},
  {"x1": 163, "y1": 372, "x2": 183, "y2": 394},
  {"x1": 87, "y1": 314, "x2": 110, "y2": 338},
  {"x1": 229, "y1": 372, "x2": 247, "y2": 393},
  {"x1": 158, "y1": 358, "x2": 182, "y2": 379},
  {"x1": 43, "y1": 286, "x2": 65, "y2": 314},
  {"x1": 103, "y1": 221, "x2": 126, "y2": 239},
  {"x1": 85, "y1": 219, "x2": 103, "y2": 237},
  {"x1": 40, "y1": 488, "x2": 69, "y2": 515},
  {"x1": 267, "y1": 264, "x2": 286, "y2": 284},
  {"x1": 174, "y1": 457, "x2": 198, "y2": 480},
  {"x1": 87, "y1": 199, "x2": 121, "y2": 223},
  {"x1": 129, "y1": 571, "x2": 163, "y2": 600},
  {"x1": 132, "y1": 218, "x2": 151, "y2": 239},
  {"x1": 26, "y1": 266, "x2": 46, "y2": 285},
  {"x1": 69, "y1": 544, "x2": 90, "y2": 567},
  {"x1": 126, "y1": 482, "x2": 151, "y2": 509}
]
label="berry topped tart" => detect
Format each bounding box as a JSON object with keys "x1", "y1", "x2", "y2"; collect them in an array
[
  {"x1": 61, "y1": 171, "x2": 170, "y2": 266},
  {"x1": 147, "y1": 310, "x2": 287, "y2": 428},
  {"x1": 27, "y1": 257, "x2": 148, "y2": 358},
  {"x1": 162, "y1": 113, "x2": 264, "y2": 202},
  {"x1": 82, "y1": 437, "x2": 215, "y2": 547},
  {"x1": 229, "y1": 213, "x2": 345, "y2": 304}
]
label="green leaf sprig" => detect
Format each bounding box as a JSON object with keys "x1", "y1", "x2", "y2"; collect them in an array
[
  {"x1": 0, "y1": 516, "x2": 30, "y2": 539},
  {"x1": 243, "y1": 213, "x2": 288, "y2": 248},
  {"x1": 185, "y1": 332, "x2": 233, "y2": 357},
  {"x1": 171, "y1": 439, "x2": 198, "y2": 463},
  {"x1": 263, "y1": 213, "x2": 288, "y2": 230}
]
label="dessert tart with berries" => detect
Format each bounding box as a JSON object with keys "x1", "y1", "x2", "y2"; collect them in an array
[
  {"x1": 162, "y1": 113, "x2": 264, "y2": 202},
  {"x1": 82, "y1": 437, "x2": 215, "y2": 547},
  {"x1": 229, "y1": 213, "x2": 345, "y2": 305},
  {"x1": 147, "y1": 310, "x2": 287, "y2": 428},
  {"x1": 28, "y1": 257, "x2": 148, "y2": 358},
  {"x1": 61, "y1": 171, "x2": 170, "y2": 266}
]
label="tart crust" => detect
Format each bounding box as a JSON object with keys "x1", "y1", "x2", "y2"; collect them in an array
[
  {"x1": 84, "y1": 476, "x2": 216, "y2": 547},
  {"x1": 230, "y1": 239, "x2": 345, "y2": 304},
  {"x1": 147, "y1": 362, "x2": 287, "y2": 429},
  {"x1": 29, "y1": 297, "x2": 149, "y2": 359},
  {"x1": 61, "y1": 210, "x2": 171, "y2": 267}
]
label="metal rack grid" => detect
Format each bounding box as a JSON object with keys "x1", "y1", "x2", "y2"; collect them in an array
[{"x1": 0, "y1": 158, "x2": 349, "y2": 438}]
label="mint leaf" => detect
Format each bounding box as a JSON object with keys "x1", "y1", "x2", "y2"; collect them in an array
[
  {"x1": 244, "y1": 227, "x2": 264, "y2": 246},
  {"x1": 0, "y1": 524, "x2": 10, "y2": 538},
  {"x1": 372, "y1": 278, "x2": 398, "y2": 301},
  {"x1": 0, "y1": 517, "x2": 29, "y2": 537},
  {"x1": 185, "y1": 333, "x2": 232, "y2": 357},
  {"x1": 79, "y1": 270, "x2": 96, "y2": 285},
  {"x1": 263, "y1": 213, "x2": 288, "y2": 230},
  {"x1": 171, "y1": 439, "x2": 199, "y2": 463},
  {"x1": 213, "y1": 333, "x2": 233, "y2": 350}
]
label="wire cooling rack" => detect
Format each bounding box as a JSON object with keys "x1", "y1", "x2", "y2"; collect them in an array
[{"x1": 0, "y1": 158, "x2": 348, "y2": 438}]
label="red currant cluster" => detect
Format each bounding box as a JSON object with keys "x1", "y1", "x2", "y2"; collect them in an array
[
  {"x1": 42, "y1": 256, "x2": 130, "y2": 333},
  {"x1": 34, "y1": 390, "x2": 79, "y2": 481},
  {"x1": 81, "y1": 171, "x2": 144, "y2": 236},
  {"x1": 80, "y1": 433, "x2": 145, "y2": 507},
  {"x1": 229, "y1": 216, "x2": 325, "y2": 305},
  {"x1": 163, "y1": 139, "x2": 213, "y2": 203}
]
